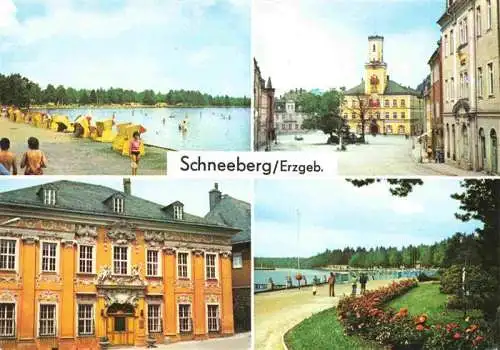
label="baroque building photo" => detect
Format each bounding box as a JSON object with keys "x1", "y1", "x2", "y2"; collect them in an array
[{"x1": 0, "y1": 178, "x2": 251, "y2": 349}]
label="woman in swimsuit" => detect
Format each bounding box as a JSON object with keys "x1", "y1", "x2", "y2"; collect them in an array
[
  {"x1": 20, "y1": 137, "x2": 47, "y2": 175},
  {"x1": 129, "y1": 131, "x2": 143, "y2": 176}
]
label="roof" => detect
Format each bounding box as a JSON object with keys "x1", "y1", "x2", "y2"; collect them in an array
[
  {"x1": 0, "y1": 180, "x2": 234, "y2": 230},
  {"x1": 344, "y1": 79, "x2": 420, "y2": 96},
  {"x1": 204, "y1": 195, "x2": 251, "y2": 244}
]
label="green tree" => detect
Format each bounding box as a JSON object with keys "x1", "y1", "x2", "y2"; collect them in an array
[
  {"x1": 43, "y1": 84, "x2": 56, "y2": 104},
  {"x1": 55, "y1": 85, "x2": 66, "y2": 105}
]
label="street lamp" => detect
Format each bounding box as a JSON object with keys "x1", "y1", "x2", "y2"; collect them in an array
[{"x1": 0, "y1": 218, "x2": 20, "y2": 226}]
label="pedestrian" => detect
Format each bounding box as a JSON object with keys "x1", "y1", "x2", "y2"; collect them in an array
[
  {"x1": 360, "y1": 273, "x2": 368, "y2": 295},
  {"x1": 0, "y1": 138, "x2": 17, "y2": 175},
  {"x1": 312, "y1": 284, "x2": 317, "y2": 296},
  {"x1": 20, "y1": 137, "x2": 47, "y2": 175},
  {"x1": 129, "y1": 131, "x2": 143, "y2": 176},
  {"x1": 327, "y1": 272, "x2": 336, "y2": 297},
  {"x1": 351, "y1": 274, "x2": 358, "y2": 296},
  {"x1": 427, "y1": 146, "x2": 432, "y2": 162}
]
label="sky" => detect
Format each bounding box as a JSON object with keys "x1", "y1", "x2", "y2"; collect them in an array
[
  {"x1": 0, "y1": 0, "x2": 250, "y2": 96},
  {"x1": 0, "y1": 178, "x2": 252, "y2": 217},
  {"x1": 253, "y1": 0, "x2": 444, "y2": 95},
  {"x1": 254, "y1": 179, "x2": 481, "y2": 257}
]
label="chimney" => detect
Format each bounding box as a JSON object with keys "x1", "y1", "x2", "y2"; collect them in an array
[
  {"x1": 209, "y1": 183, "x2": 222, "y2": 211},
  {"x1": 123, "y1": 178, "x2": 131, "y2": 196}
]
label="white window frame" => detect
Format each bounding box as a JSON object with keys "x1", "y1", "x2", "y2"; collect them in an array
[
  {"x1": 444, "y1": 34, "x2": 448, "y2": 56},
  {"x1": 43, "y1": 188, "x2": 56, "y2": 206},
  {"x1": 173, "y1": 205, "x2": 183, "y2": 220},
  {"x1": 0, "y1": 237, "x2": 19, "y2": 272},
  {"x1": 176, "y1": 250, "x2": 191, "y2": 279},
  {"x1": 450, "y1": 29, "x2": 454, "y2": 54},
  {"x1": 77, "y1": 244, "x2": 96, "y2": 274},
  {"x1": 177, "y1": 303, "x2": 192, "y2": 333},
  {"x1": 206, "y1": 303, "x2": 220, "y2": 333},
  {"x1": 478, "y1": 67, "x2": 484, "y2": 97},
  {"x1": 37, "y1": 302, "x2": 58, "y2": 337},
  {"x1": 147, "y1": 303, "x2": 162, "y2": 334},
  {"x1": 487, "y1": 62, "x2": 494, "y2": 96},
  {"x1": 113, "y1": 197, "x2": 124, "y2": 214},
  {"x1": 146, "y1": 248, "x2": 162, "y2": 277},
  {"x1": 0, "y1": 302, "x2": 16, "y2": 337},
  {"x1": 112, "y1": 245, "x2": 131, "y2": 275},
  {"x1": 76, "y1": 303, "x2": 95, "y2": 336},
  {"x1": 205, "y1": 252, "x2": 219, "y2": 280},
  {"x1": 232, "y1": 252, "x2": 243, "y2": 269},
  {"x1": 487, "y1": 0, "x2": 492, "y2": 30},
  {"x1": 451, "y1": 77, "x2": 455, "y2": 100},
  {"x1": 40, "y1": 240, "x2": 59, "y2": 274},
  {"x1": 476, "y1": 6, "x2": 482, "y2": 36}
]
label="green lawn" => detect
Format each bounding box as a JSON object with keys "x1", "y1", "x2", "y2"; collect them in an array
[
  {"x1": 284, "y1": 308, "x2": 382, "y2": 350},
  {"x1": 386, "y1": 283, "x2": 482, "y2": 325}
]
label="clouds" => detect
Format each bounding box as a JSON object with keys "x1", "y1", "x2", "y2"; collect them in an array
[{"x1": 253, "y1": 0, "x2": 441, "y2": 95}]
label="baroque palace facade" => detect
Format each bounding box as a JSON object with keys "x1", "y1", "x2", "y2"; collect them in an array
[
  {"x1": 0, "y1": 180, "x2": 238, "y2": 349},
  {"x1": 342, "y1": 36, "x2": 424, "y2": 136}
]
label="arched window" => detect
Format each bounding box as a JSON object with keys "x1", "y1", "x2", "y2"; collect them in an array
[{"x1": 372, "y1": 44, "x2": 376, "y2": 52}]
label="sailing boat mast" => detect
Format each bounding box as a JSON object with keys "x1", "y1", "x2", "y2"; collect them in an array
[{"x1": 297, "y1": 209, "x2": 300, "y2": 270}]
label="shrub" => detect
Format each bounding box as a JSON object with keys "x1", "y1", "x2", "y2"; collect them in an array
[{"x1": 417, "y1": 272, "x2": 439, "y2": 282}]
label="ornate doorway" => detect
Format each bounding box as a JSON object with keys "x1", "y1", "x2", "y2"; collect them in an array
[{"x1": 106, "y1": 303, "x2": 136, "y2": 345}]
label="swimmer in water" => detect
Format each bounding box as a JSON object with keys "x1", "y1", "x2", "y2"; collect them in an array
[{"x1": 162, "y1": 118, "x2": 166, "y2": 125}]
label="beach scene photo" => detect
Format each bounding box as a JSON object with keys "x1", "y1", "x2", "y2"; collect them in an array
[
  {"x1": 0, "y1": 0, "x2": 250, "y2": 175},
  {"x1": 253, "y1": 179, "x2": 500, "y2": 349}
]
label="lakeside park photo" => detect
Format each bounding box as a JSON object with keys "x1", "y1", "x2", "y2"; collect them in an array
[
  {"x1": 253, "y1": 179, "x2": 500, "y2": 350},
  {"x1": 0, "y1": 0, "x2": 250, "y2": 175}
]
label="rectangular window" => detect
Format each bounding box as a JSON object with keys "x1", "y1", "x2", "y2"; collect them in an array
[
  {"x1": 147, "y1": 250, "x2": 159, "y2": 276},
  {"x1": 0, "y1": 303, "x2": 15, "y2": 337},
  {"x1": 392, "y1": 99, "x2": 397, "y2": 107},
  {"x1": 113, "y1": 197, "x2": 124, "y2": 213},
  {"x1": 148, "y1": 304, "x2": 161, "y2": 333},
  {"x1": 178, "y1": 304, "x2": 191, "y2": 333},
  {"x1": 384, "y1": 99, "x2": 389, "y2": 107},
  {"x1": 232, "y1": 252, "x2": 243, "y2": 269},
  {"x1": 400, "y1": 99, "x2": 405, "y2": 107},
  {"x1": 464, "y1": 72, "x2": 469, "y2": 97},
  {"x1": 0, "y1": 239, "x2": 16, "y2": 271},
  {"x1": 488, "y1": 63, "x2": 494, "y2": 96},
  {"x1": 41, "y1": 242, "x2": 57, "y2": 272},
  {"x1": 174, "y1": 206, "x2": 183, "y2": 220},
  {"x1": 487, "y1": 0, "x2": 492, "y2": 29},
  {"x1": 205, "y1": 253, "x2": 217, "y2": 279},
  {"x1": 351, "y1": 100, "x2": 356, "y2": 107},
  {"x1": 44, "y1": 189, "x2": 56, "y2": 205},
  {"x1": 401, "y1": 112, "x2": 406, "y2": 119},
  {"x1": 393, "y1": 112, "x2": 397, "y2": 119},
  {"x1": 478, "y1": 67, "x2": 483, "y2": 97},
  {"x1": 385, "y1": 112, "x2": 389, "y2": 119},
  {"x1": 476, "y1": 6, "x2": 482, "y2": 36},
  {"x1": 450, "y1": 30, "x2": 454, "y2": 54},
  {"x1": 451, "y1": 77, "x2": 455, "y2": 100},
  {"x1": 207, "y1": 305, "x2": 220, "y2": 332},
  {"x1": 79, "y1": 245, "x2": 93, "y2": 274},
  {"x1": 113, "y1": 246, "x2": 128, "y2": 275},
  {"x1": 444, "y1": 34, "x2": 448, "y2": 56},
  {"x1": 177, "y1": 252, "x2": 188, "y2": 278},
  {"x1": 459, "y1": 73, "x2": 464, "y2": 98},
  {"x1": 464, "y1": 17, "x2": 468, "y2": 42},
  {"x1": 459, "y1": 21, "x2": 464, "y2": 43},
  {"x1": 39, "y1": 304, "x2": 56, "y2": 336},
  {"x1": 78, "y1": 304, "x2": 94, "y2": 336}
]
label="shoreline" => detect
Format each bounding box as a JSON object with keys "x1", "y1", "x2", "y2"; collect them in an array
[{"x1": 17, "y1": 104, "x2": 250, "y2": 110}]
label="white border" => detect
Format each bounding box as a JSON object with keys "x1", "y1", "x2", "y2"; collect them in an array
[{"x1": 0, "y1": 236, "x2": 20, "y2": 273}]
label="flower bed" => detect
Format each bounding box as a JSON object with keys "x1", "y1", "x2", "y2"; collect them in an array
[{"x1": 337, "y1": 280, "x2": 492, "y2": 349}]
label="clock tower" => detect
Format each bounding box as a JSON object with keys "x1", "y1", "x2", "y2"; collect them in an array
[{"x1": 364, "y1": 35, "x2": 388, "y2": 95}]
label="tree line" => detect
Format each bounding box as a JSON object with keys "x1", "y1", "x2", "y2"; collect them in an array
[{"x1": 0, "y1": 73, "x2": 250, "y2": 108}]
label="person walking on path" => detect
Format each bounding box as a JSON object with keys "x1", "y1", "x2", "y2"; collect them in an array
[
  {"x1": 328, "y1": 272, "x2": 336, "y2": 297},
  {"x1": 360, "y1": 273, "x2": 368, "y2": 295},
  {"x1": 129, "y1": 131, "x2": 143, "y2": 176},
  {"x1": 351, "y1": 274, "x2": 358, "y2": 296},
  {"x1": 0, "y1": 138, "x2": 17, "y2": 175},
  {"x1": 20, "y1": 137, "x2": 47, "y2": 175}
]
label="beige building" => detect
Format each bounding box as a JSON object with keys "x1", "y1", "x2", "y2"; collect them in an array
[
  {"x1": 253, "y1": 59, "x2": 275, "y2": 151},
  {"x1": 439, "y1": 0, "x2": 500, "y2": 173},
  {"x1": 274, "y1": 100, "x2": 308, "y2": 134}
]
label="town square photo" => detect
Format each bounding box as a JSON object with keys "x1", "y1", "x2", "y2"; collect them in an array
[
  {"x1": 0, "y1": 0, "x2": 251, "y2": 176},
  {"x1": 253, "y1": 0, "x2": 500, "y2": 176},
  {"x1": 0, "y1": 178, "x2": 251, "y2": 349}
]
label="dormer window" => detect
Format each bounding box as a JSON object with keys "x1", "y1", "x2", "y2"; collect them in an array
[
  {"x1": 174, "y1": 205, "x2": 183, "y2": 220},
  {"x1": 113, "y1": 197, "x2": 124, "y2": 213},
  {"x1": 43, "y1": 188, "x2": 56, "y2": 205}
]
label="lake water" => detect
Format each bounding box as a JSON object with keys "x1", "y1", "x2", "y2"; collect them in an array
[
  {"x1": 35, "y1": 107, "x2": 251, "y2": 151},
  {"x1": 254, "y1": 268, "x2": 438, "y2": 291}
]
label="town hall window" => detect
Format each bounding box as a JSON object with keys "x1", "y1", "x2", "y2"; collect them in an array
[
  {"x1": 41, "y1": 242, "x2": 57, "y2": 272},
  {"x1": 393, "y1": 112, "x2": 398, "y2": 119},
  {"x1": 392, "y1": 99, "x2": 397, "y2": 107},
  {"x1": 384, "y1": 99, "x2": 389, "y2": 107},
  {"x1": 113, "y1": 246, "x2": 128, "y2": 275},
  {"x1": 205, "y1": 253, "x2": 217, "y2": 279},
  {"x1": 487, "y1": 0, "x2": 492, "y2": 29},
  {"x1": 174, "y1": 205, "x2": 183, "y2": 220},
  {"x1": 77, "y1": 304, "x2": 94, "y2": 336},
  {"x1": 400, "y1": 99, "x2": 405, "y2": 107},
  {"x1": 43, "y1": 188, "x2": 56, "y2": 206},
  {"x1": 488, "y1": 63, "x2": 494, "y2": 96},
  {"x1": 177, "y1": 252, "x2": 189, "y2": 278},
  {"x1": 401, "y1": 112, "x2": 406, "y2": 119},
  {"x1": 78, "y1": 245, "x2": 94, "y2": 274},
  {"x1": 0, "y1": 303, "x2": 15, "y2": 337},
  {"x1": 178, "y1": 304, "x2": 191, "y2": 333},
  {"x1": 39, "y1": 304, "x2": 56, "y2": 336},
  {"x1": 147, "y1": 250, "x2": 160, "y2": 276},
  {"x1": 0, "y1": 239, "x2": 16, "y2": 271},
  {"x1": 113, "y1": 197, "x2": 124, "y2": 214},
  {"x1": 207, "y1": 304, "x2": 220, "y2": 332},
  {"x1": 148, "y1": 304, "x2": 161, "y2": 333}
]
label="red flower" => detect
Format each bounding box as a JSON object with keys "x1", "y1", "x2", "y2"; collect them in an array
[
  {"x1": 416, "y1": 324, "x2": 424, "y2": 331},
  {"x1": 453, "y1": 332, "x2": 462, "y2": 340}
]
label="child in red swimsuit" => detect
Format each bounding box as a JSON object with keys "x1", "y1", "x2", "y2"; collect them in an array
[{"x1": 129, "y1": 131, "x2": 142, "y2": 176}]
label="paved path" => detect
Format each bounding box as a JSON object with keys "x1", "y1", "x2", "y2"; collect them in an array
[
  {"x1": 0, "y1": 116, "x2": 166, "y2": 175},
  {"x1": 273, "y1": 132, "x2": 480, "y2": 176},
  {"x1": 254, "y1": 279, "x2": 401, "y2": 350},
  {"x1": 112, "y1": 333, "x2": 251, "y2": 349}
]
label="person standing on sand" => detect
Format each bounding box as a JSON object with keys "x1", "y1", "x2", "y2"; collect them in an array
[
  {"x1": 129, "y1": 131, "x2": 143, "y2": 176},
  {"x1": 20, "y1": 137, "x2": 47, "y2": 175},
  {"x1": 328, "y1": 272, "x2": 336, "y2": 297},
  {"x1": 0, "y1": 138, "x2": 17, "y2": 175}
]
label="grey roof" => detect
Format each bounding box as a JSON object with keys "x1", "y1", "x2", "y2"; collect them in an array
[
  {"x1": 0, "y1": 180, "x2": 234, "y2": 230},
  {"x1": 344, "y1": 79, "x2": 420, "y2": 96},
  {"x1": 204, "y1": 195, "x2": 251, "y2": 244}
]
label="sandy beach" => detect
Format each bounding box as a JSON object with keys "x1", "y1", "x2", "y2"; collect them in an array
[
  {"x1": 254, "y1": 279, "x2": 403, "y2": 350},
  {"x1": 0, "y1": 117, "x2": 167, "y2": 175}
]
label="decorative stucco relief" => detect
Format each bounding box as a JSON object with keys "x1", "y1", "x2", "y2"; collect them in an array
[
  {"x1": 38, "y1": 291, "x2": 59, "y2": 302},
  {"x1": 0, "y1": 291, "x2": 17, "y2": 302},
  {"x1": 76, "y1": 225, "x2": 98, "y2": 238},
  {"x1": 107, "y1": 220, "x2": 136, "y2": 244},
  {"x1": 176, "y1": 294, "x2": 192, "y2": 304},
  {"x1": 205, "y1": 294, "x2": 219, "y2": 304},
  {"x1": 96, "y1": 265, "x2": 145, "y2": 286},
  {"x1": 36, "y1": 273, "x2": 62, "y2": 287},
  {"x1": 175, "y1": 279, "x2": 193, "y2": 289}
]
